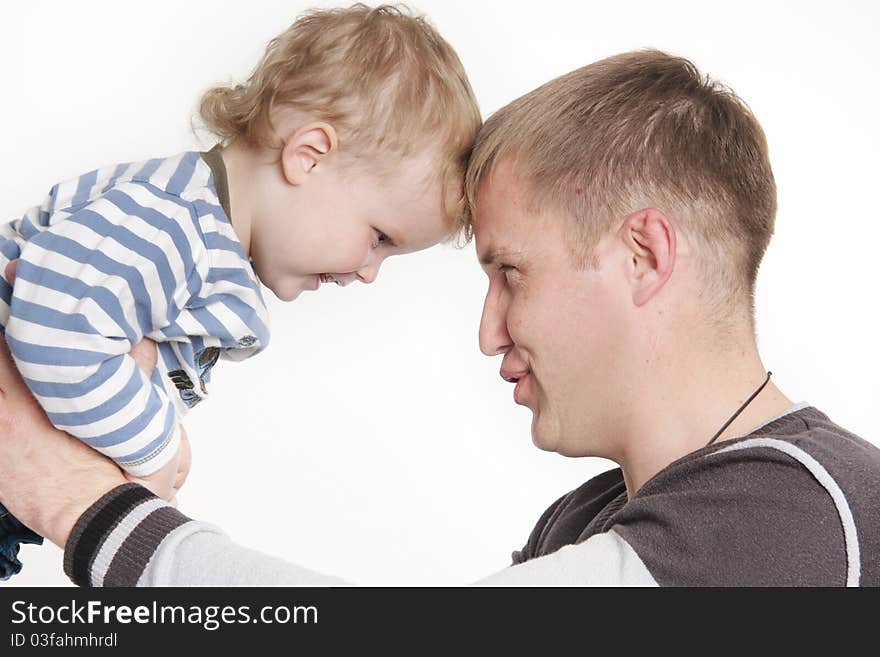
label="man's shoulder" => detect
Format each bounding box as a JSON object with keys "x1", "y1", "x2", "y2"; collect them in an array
[
  {"x1": 517, "y1": 407, "x2": 880, "y2": 586},
  {"x1": 616, "y1": 406, "x2": 879, "y2": 585},
  {"x1": 512, "y1": 467, "x2": 625, "y2": 565},
  {"x1": 649, "y1": 406, "x2": 880, "y2": 499}
]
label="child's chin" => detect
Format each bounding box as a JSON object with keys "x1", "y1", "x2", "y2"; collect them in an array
[
  {"x1": 270, "y1": 282, "x2": 304, "y2": 302},
  {"x1": 274, "y1": 287, "x2": 303, "y2": 302}
]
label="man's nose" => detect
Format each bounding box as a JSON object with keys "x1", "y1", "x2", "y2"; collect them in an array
[{"x1": 479, "y1": 284, "x2": 513, "y2": 356}]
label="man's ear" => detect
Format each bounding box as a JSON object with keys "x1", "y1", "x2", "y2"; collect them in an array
[
  {"x1": 620, "y1": 208, "x2": 676, "y2": 306},
  {"x1": 280, "y1": 122, "x2": 338, "y2": 185}
]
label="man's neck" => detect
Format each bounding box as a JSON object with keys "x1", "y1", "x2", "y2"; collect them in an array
[{"x1": 616, "y1": 335, "x2": 795, "y2": 498}]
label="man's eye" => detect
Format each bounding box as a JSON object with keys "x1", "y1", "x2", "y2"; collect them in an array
[{"x1": 498, "y1": 264, "x2": 516, "y2": 279}]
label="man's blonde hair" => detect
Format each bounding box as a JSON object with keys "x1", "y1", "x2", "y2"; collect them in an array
[
  {"x1": 464, "y1": 50, "x2": 777, "y2": 315},
  {"x1": 199, "y1": 3, "x2": 481, "y2": 229}
]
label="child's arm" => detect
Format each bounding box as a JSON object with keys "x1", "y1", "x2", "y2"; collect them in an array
[
  {"x1": 124, "y1": 424, "x2": 191, "y2": 501},
  {"x1": 4, "y1": 182, "x2": 206, "y2": 486}
]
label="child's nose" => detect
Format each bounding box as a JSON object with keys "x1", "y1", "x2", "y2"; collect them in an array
[{"x1": 356, "y1": 259, "x2": 383, "y2": 284}]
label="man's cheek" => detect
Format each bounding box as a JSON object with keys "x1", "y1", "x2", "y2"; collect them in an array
[{"x1": 506, "y1": 300, "x2": 532, "y2": 339}]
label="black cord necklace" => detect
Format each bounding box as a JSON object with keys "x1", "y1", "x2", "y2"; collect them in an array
[{"x1": 705, "y1": 371, "x2": 773, "y2": 447}]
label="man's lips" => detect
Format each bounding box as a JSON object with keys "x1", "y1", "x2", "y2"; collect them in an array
[{"x1": 501, "y1": 367, "x2": 532, "y2": 406}]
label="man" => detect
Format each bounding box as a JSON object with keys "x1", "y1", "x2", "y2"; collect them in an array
[{"x1": 0, "y1": 50, "x2": 877, "y2": 586}]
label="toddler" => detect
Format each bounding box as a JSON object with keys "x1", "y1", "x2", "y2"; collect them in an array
[{"x1": 0, "y1": 3, "x2": 480, "y2": 578}]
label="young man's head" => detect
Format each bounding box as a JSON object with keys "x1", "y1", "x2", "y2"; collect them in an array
[
  {"x1": 199, "y1": 4, "x2": 481, "y2": 301},
  {"x1": 465, "y1": 50, "x2": 777, "y2": 458}
]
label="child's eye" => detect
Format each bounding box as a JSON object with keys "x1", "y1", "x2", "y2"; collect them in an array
[{"x1": 372, "y1": 231, "x2": 391, "y2": 249}]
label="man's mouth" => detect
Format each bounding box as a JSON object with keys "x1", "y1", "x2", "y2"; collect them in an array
[
  {"x1": 501, "y1": 367, "x2": 532, "y2": 406},
  {"x1": 514, "y1": 373, "x2": 532, "y2": 405}
]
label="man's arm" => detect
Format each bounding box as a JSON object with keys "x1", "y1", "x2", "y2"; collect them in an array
[
  {"x1": 64, "y1": 484, "x2": 349, "y2": 586},
  {"x1": 64, "y1": 482, "x2": 657, "y2": 586},
  {"x1": 0, "y1": 334, "x2": 348, "y2": 586},
  {"x1": 0, "y1": 336, "x2": 127, "y2": 549},
  {"x1": 0, "y1": 333, "x2": 652, "y2": 587}
]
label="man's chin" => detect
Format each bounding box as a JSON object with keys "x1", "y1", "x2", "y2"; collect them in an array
[
  {"x1": 530, "y1": 412, "x2": 557, "y2": 453},
  {"x1": 530, "y1": 413, "x2": 583, "y2": 456}
]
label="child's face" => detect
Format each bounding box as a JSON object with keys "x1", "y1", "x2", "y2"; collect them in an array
[{"x1": 251, "y1": 152, "x2": 450, "y2": 301}]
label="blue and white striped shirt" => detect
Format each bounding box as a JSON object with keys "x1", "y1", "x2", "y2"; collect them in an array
[{"x1": 0, "y1": 148, "x2": 270, "y2": 476}]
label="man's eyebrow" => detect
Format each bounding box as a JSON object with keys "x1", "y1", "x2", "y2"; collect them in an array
[
  {"x1": 478, "y1": 248, "x2": 499, "y2": 266},
  {"x1": 478, "y1": 247, "x2": 518, "y2": 267}
]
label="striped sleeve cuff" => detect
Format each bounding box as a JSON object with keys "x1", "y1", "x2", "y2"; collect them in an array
[{"x1": 63, "y1": 483, "x2": 192, "y2": 587}]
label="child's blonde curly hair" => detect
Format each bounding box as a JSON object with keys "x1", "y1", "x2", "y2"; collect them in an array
[{"x1": 199, "y1": 3, "x2": 481, "y2": 235}]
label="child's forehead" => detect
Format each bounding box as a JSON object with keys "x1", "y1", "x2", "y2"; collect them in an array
[
  {"x1": 369, "y1": 147, "x2": 443, "y2": 183},
  {"x1": 381, "y1": 191, "x2": 452, "y2": 251},
  {"x1": 339, "y1": 147, "x2": 460, "y2": 243},
  {"x1": 349, "y1": 150, "x2": 443, "y2": 201}
]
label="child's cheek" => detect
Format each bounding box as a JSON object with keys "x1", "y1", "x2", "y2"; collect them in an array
[{"x1": 331, "y1": 239, "x2": 371, "y2": 274}]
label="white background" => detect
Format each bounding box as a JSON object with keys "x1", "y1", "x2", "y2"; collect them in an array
[{"x1": 2, "y1": 0, "x2": 878, "y2": 586}]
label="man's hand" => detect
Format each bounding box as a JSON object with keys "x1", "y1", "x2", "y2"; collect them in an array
[
  {"x1": 123, "y1": 427, "x2": 191, "y2": 503},
  {"x1": 0, "y1": 336, "x2": 126, "y2": 547},
  {"x1": 0, "y1": 258, "x2": 191, "y2": 544},
  {"x1": 4, "y1": 259, "x2": 17, "y2": 285},
  {"x1": 122, "y1": 340, "x2": 192, "y2": 504}
]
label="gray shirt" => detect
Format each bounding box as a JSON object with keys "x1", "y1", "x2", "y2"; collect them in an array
[{"x1": 64, "y1": 406, "x2": 880, "y2": 586}]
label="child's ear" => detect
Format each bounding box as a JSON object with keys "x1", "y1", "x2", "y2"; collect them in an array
[{"x1": 280, "y1": 122, "x2": 338, "y2": 185}]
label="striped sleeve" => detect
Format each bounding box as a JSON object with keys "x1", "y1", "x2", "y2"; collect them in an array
[
  {"x1": 64, "y1": 484, "x2": 350, "y2": 587},
  {"x1": 64, "y1": 484, "x2": 192, "y2": 586},
  {"x1": 63, "y1": 485, "x2": 657, "y2": 586},
  {"x1": 5, "y1": 182, "x2": 206, "y2": 476}
]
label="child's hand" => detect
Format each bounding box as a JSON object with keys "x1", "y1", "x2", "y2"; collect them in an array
[{"x1": 123, "y1": 426, "x2": 191, "y2": 502}]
